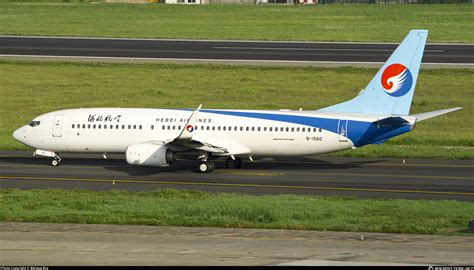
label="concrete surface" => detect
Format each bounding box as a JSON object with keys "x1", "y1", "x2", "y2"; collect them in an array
[{"x1": 0, "y1": 222, "x2": 472, "y2": 266}]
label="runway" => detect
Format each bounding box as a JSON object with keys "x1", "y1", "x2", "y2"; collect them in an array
[
  {"x1": 0, "y1": 151, "x2": 473, "y2": 201},
  {"x1": 0, "y1": 36, "x2": 473, "y2": 67}
]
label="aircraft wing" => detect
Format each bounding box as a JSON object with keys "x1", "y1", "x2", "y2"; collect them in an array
[{"x1": 164, "y1": 105, "x2": 250, "y2": 156}]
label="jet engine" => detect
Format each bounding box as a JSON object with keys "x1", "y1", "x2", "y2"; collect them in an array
[{"x1": 126, "y1": 143, "x2": 176, "y2": 167}]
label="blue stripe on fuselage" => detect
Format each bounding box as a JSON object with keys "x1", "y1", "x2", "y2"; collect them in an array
[
  {"x1": 199, "y1": 109, "x2": 370, "y2": 146},
  {"x1": 172, "y1": 109, "x2": 413, "y2": 147}
]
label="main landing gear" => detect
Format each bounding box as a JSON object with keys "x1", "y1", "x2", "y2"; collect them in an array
[
  {"x1": 225, "y1": 157, "x2": 242, "y2": 169},
  {"x1": 198, "y1": 161, "x2": 215, "y2": 173},
  {"x1": 198, "y1": 157, "x2": 243, "y2": 173}
]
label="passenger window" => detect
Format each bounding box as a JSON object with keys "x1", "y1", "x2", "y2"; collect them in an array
[
  {"x1": 93, "y1": 125, "x2": 96, "y2": 129},
  {"x1": 82, "y1": 124, "x2": 86, "y2": 129},
  {"x1": 296, "y1": 127, "x2": 300, "y2": 132},
  {"x1": 116, "y1": 125, "x2": 119, "y2": 129},
  {"x1": 251, "y1": 127, "x2": 255, "y2": 131},
  {"x1": 291, "y1": 127, "x2": 294, "y2": 132},
  {"x1": 240, "y1": 127, "x2": 243, "y2": 131},
  {"x1": 88, "y1": 124, "x2": 91, "y2": 129},
  {"x1": 162, "y1": 125, "x2": 165, "y2": 130},
  {"x1": 280, "y1": 127, "x2": 284, "y2": 132},
  {"x1": 133, "y1": 125, "x2": 136, "y2": 129},
  {"x1": 286, "y1": 127, "x2": 289, "y2": 132},
  {"x1": 207, "y1": 126, "x2": 210, "y2": 131},
  {"x1": 269, "y1": 127, "x2": 272, "y2": 132},
  {"x1": 223, "y1": 126, "x2": 226, "y2": 131},
  {"x1": 313, "y1": 128, "x2": 317, "y2": 132},
  {"x1": 72, "y1": 124, "x2": 75, "y2": 128},
  {"x1": 151, "y1": 125, "x2": 154, "y2": 130},
  {"x1": 302, "y1": 127, "x2": 305, "y2": 132},
  {"x1": 98, "y1": 125, "x2": 101, "y2": 129},
  {"x1": 104, "y1": 125, "x2": 107, "y2": 129},
  {"x1": 139, "y1": 125, "x2": 142, "y2": 130},
  {"x1": 319, "y1": 128, "x2": 322, "y2": 132}
]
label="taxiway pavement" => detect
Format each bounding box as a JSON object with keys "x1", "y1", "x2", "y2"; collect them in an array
[{"x1": 1, "y1": 151, "x2": 472, "y2": 201}]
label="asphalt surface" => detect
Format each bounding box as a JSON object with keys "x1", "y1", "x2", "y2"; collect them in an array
[
  {"x1": 0, "y1": 36, "x2": 473, "y2": 65},
  {"x1": 0, "y1": 151, "x2": 473, "y2": 201}
]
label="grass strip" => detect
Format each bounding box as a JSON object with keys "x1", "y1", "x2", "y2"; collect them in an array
[
  {"x1": 0, "y1": 3, "x2": 473, "y2": 42},
  {"x1": 1, "y1": 188, "x2": 473, "y2": 235}
]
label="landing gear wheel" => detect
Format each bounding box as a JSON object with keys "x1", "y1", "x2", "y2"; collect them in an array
[
  {"x1": 225, "y1": 157, "x2": 242, "y2": 169},
  {"x1": 209, "y1": 161, "x2": 215, "y2": 171},
  {"x1": 225, "y1": 158, "x2": 236, "y2": 168},
  {"x1": 198, "y1": 161, "x2": 215, "y2": 173},
  {"x1": 235, "y1": 157, "x2": 242, "y2": 169},
  {"x1": 51, "y1": 159, "x2": 61, "y2": 167}
]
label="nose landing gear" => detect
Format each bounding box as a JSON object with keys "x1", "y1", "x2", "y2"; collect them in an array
[
  {"x1": 34, "y1": 149, "x2": 62, "y2": 167},
  {"x1": 51, "y1": 156, "x2": 62, "y2": 167}
]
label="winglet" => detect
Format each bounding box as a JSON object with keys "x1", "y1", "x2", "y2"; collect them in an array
[
  {"x1": 176, "y1": 104, "x2": 202, "y2": 140},
  {"x1": 412, "y1": 107, "x2": 462, "y2": 122}
]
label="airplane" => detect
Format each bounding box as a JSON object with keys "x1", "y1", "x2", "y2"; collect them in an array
[{"x1": 13, "y1": 30, "x2": 461, "y2": 173}]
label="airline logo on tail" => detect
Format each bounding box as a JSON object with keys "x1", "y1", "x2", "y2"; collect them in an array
[{"x1": 381, "y1": 63, "x2": 413, "y2": 97}]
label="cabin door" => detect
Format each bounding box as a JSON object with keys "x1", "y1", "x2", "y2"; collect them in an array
[
  {"x1": 52, "y1": 114, "x2": 64, "y2": 137},
  {"x1": 337, "y1": 120, "x2": 348, "y2": 142}
]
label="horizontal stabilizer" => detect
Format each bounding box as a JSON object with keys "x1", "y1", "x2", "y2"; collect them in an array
[
  {"x1": 412, "y1": 107, "x2": 462, "y2": 122},
  {"x1": 373, "y1": 116, "x2": 410, "y2": 127}
]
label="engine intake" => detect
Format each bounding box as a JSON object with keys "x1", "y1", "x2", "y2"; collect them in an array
[{"x1": 126, "y1": 143, "x2": 175, "y2": 167}]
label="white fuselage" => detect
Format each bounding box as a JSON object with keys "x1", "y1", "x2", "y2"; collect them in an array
[{"x1": 13, "y1": 108, "x2": 376, "y2": 157}]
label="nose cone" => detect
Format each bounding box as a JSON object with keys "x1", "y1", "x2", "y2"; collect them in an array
[{"x1": 13, "y1": 127, "x2": 25, "y2": 143}]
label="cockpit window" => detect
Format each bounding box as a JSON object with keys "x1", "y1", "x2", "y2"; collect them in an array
[{"x1": 28, "y1": 121, "x2": 41, "y2": 127}]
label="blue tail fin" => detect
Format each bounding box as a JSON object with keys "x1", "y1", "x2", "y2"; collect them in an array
[{"x1": 319, "y1": 30, "x2": 428, "y2": 116}]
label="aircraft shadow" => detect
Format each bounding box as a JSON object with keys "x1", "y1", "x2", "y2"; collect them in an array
[{"x1": 0, "y1": 156, "x2": 388, "y2": 177}]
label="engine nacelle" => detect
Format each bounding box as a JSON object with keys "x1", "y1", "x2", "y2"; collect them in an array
[{"x1": 126, "y1": 143, "x2": 176, "y2": 167}]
